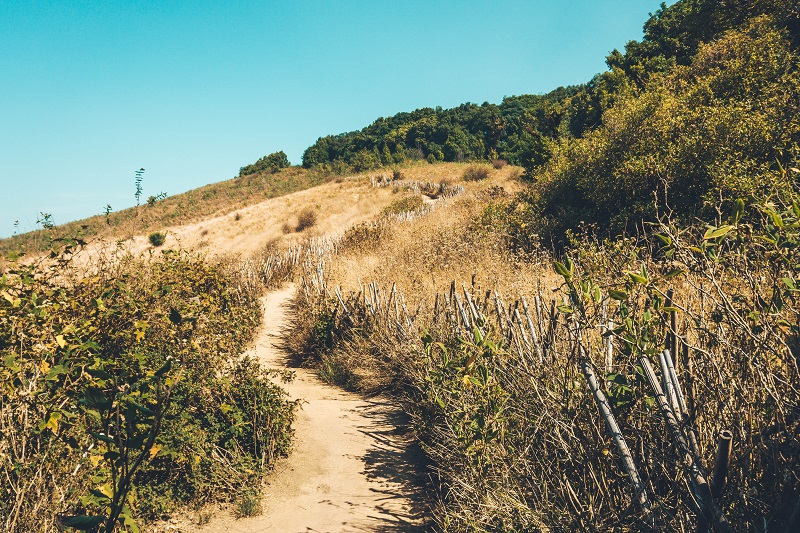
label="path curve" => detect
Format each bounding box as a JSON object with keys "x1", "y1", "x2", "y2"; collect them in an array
[{"x1": 197, "y1": 284, "x2": 426, "y2": 533}]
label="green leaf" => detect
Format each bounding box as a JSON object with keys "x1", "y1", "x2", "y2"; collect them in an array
[
  {"x1": 556, "y1": 305, "x2": 574, "y2": 315},
  {"x1": 608, "y1": 290, "x2": 628, "y2": 301},
  {"x1": 154, "y1": 359, "x2": 172, "y2": 377},
  {"x1": 768, "y1": 210, "x2": 784, "y2": 228},
  {"x1": 628, "y1": 272, "x2": 648, "y2": 284},
  {"x1": 732, "y1": 199, "x2": 745, "y2": 225},
  {"x1": 60, "y1": 515, "x2": 106, "y2": 529},
  {"x1": 553, "y1": 261, "x2": 570, "y2": 278},
  {"x1": 46, "y1": 364, "x2": 68, "y2": 380},
  {"x1": 91, "y1": 432, "x2": 114, "y2": 444},
  {"x1": 169, "y1": 307, "x2": 182, "y2": 325},
  {"x1": 86, "y1": 367, "x2": 112, "y2": 380},
  {"x1": 88, "y1": 488, "x2": 112, "y2": 502},
  {"x1": 131, "y1": 402, "x2": 156, "y2": 417},
  {"x1": 664, "y1": 269, "x2": 685, "y2": 279},
  {"x1": 83, "y1": 387, "x2": 110, "y2": 410},
  {"x1": 703, "y1": 225, "x2": 732, "y2": 240}
]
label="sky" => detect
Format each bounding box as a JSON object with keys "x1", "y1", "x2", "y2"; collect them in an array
[{"x1": 0, "y1": 0, "x2": 670, "y2": 238}]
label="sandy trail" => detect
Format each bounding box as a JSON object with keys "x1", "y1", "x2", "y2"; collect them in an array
[{"x1": 198, "y1": 284, "x2": 427, "y2": 533}]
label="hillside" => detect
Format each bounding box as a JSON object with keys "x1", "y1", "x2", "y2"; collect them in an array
[
  {"x1": 0, "y1": 165, "x2": 325, "y2": 258},
  {"x1": 3, "y1": 0, "x2": 800, "y2": 531}
]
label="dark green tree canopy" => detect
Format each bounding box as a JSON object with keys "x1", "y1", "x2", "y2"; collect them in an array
[{"x1": 239, "y1": 150, "x2": 291, "y2": 177}]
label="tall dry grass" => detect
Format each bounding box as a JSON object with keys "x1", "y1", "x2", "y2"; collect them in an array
[{"x1": 277, "y1": 182, "x2": 800, "y2": 531}]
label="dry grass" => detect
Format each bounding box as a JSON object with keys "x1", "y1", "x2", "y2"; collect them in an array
[
  {"x1": 0, "y1": 166, "x2": 323, "y2": 257},
  {"x1": 277, "y1": 166, "x2": 800, "y2": 531}
]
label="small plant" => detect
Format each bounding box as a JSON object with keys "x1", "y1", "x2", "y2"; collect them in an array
[
  {"x1": 134, "y1": 168, "x2": 145, "y2": 206},
  {"x1": 463, "y1": 165, "x2": 491, "y2": 181},
  {"x1": 392, "y1": 169, "x2": 404, "y2": 181},
  {"x1": 235, "y1": 490, "x2": 262, "y2": 518},
  {"x1": 147, "y1": 192, "x2": 167, "y2": 207},
  {"x1": 382, "y1": 195, "x2": 425, "y2": 216},
  {"x1": 296, "y1": 208, "x2": 317, "y2": 232},
  {"x1": 492, "y1": 159, "x2": 507, "y2": 169},
  {"x1": 234, "y1": 212, "x2": 242, "y2": 221},
  {"x1": 148, "y1": 232, "x2": 166, "y2": 247}
]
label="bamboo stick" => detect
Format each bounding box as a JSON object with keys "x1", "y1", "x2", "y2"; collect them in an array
[
  {"x1": 521, "y1": 297, "x2": 544, "y2": 364},
  {"x1": 638, "y1": 355, "x2": 732, "y2": 533},
  {"x1": 660, "y1": 350, "x2": 682, "y2": 420},
  {"x1": 580, "y1": 353, "x2": 651, "y2": 512},
  {"x1": 453, "y1": 292, "x2": 472, "y2": 332},
  {"x1": 667, "y1": 289, "x2": 677, "y2": 371},
  {"x1": 604, "y1": 318, "x2": 614, "y2": 374},
  {"x1": 710, "y1": 430, "x2": 733, "y2": 500},
  {"x1": 493, "y1": 291, "x2": 509, "y2": 339},
  {"x1": 514, "y1": 307, "x2": 532, "y2": 354}
]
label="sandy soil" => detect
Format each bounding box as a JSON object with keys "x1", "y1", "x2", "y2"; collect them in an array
[{"x1": 185, "y1": 285, "x2": 427, "y2": 533}]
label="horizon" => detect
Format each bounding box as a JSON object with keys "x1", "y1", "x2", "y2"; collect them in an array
[{"x1": 0, "y1": 0, "x2": 670, "y2": 239}]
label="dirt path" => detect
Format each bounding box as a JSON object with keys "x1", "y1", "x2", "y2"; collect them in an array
[{"x1": 196, "y1": 284, "x2": 427, "y2": 533}]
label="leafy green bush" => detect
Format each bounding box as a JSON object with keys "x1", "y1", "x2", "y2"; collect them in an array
[
  {"x1": 148, "y1": 231, "x2": 166, "y2": 246},
  {"x1": 382, "y1": 195, "x2": 426, "y2": 216},
  {"x1": 0, "y1": 246, "x2": 295, "y2": 532},
  {"x1": 516, "y1": 18, "x2": 800, "y2": 245},
  {"x1": 239, "y1": 150, "x2": 290, "y2": 177}
]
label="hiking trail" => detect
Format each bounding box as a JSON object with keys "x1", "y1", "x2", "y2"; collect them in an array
[{"x1": 191, "y1": 284, "x2": 426, "y2": 533}]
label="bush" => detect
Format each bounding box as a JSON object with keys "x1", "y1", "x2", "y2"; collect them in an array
[
  {"x1": 238, "y1": 150, "x2": 290, "y2": 177},
  {"x1": 462, "y1": 164, "x2": 491, "y2": 181},
  {"x1": 0, "y1": 248, "x2": 296, "y2": 531},
  {"x1": 382, "y1": 195, "x2": 426, "y2": 216},
  {"x1": 148, "y1": 231, "x2": 166, "y2": 247},
  {"x1": 491, "y1": 158, "x2": 507, "y2": 169},
  {"x1": 295, "y1": 208, "x2": 317, "y2": 232}
]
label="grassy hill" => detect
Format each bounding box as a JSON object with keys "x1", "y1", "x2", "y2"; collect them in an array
[{"x1": 0, "y1": 165, "x2": 326, "y2": 258}]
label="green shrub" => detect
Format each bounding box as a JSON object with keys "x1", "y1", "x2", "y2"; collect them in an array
[
  {"x1": 239, "y1": 150, "x2": 290, "y2": 177},
  {"x1": 382, "y1": 195, "x2": 426, "y2": 216},
  {"x1": 148, "y1": 231, "x2": 166, "y2": 246},
  {"x1": 0, "y1": 247, "x2": 295, "y2": 531}
]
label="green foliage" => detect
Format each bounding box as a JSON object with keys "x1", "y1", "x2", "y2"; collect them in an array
[
  {"x1": 381, "y1": 195, "x2": 425, "y2": 216},
  {"x1": 134, "y1": 168, "x2": 145, "y2": 206},
  {"x1": 298, "y1": 0, "x2": 797, "y2": 182},
  {"x1": 515, "y1": 17, "x2": 800, "y2": 245},
  {"x1": 238, "y1": 150, "x2": 291, "y2": 177},
  {"x1": 0, "y1": 248, "x2": 295, "y2": 531},
  {"x1": 148, "y1": 231, "x2": 166, "y2": 247}
]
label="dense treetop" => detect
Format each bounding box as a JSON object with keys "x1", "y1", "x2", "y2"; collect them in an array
[{"x1": 294, "y1": 0, "x2": 798, "y2": 183}]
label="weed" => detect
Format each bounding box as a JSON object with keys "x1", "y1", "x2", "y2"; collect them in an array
[
  {"x1": 296, "y1": 208, "x2": 317, "y2": 232},
  {"x1": 148, "y1": 231, "x2": 166, "y2": 246},
  {"x1": 382, "y1": 195, "x2": 426, "y2": 216},
  {"x1": 235, "y1": 490, "x2": 262, "y2": 518},
  {"x1": 462, "y1": 165, "x2": 491, "y2": 181}
]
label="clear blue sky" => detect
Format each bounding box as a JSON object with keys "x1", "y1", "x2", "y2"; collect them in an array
[{"x1": 0, "y1": 0, "x2": 669, "y2": 238}]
